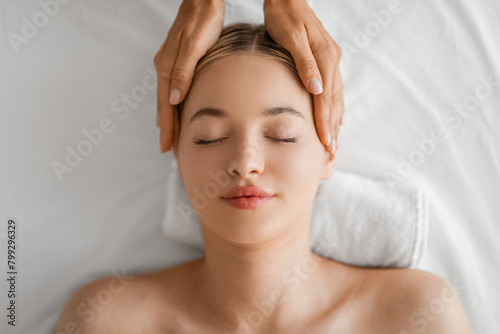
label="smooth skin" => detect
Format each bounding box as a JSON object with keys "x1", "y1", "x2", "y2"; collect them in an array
[
  {"x1": 154, "y1": 0, "x2": 344, "y2": 154},
  {"x1": 53, "y1": 53, "x2": 472, "y2": 334}
]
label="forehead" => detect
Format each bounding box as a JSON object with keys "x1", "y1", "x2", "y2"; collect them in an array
[{"x1": 182, "y1": 53, "x2": 313, "y2": 122}]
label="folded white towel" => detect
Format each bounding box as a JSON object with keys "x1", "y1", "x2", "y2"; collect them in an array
[{"x1": 161, "y1": 154, "x2": 428, "y2": 268}]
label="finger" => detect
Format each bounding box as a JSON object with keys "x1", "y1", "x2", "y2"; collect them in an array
[
  {"x1": 311, "y1": 43, "x2": 339, "y2": 148},
  {"x1": 326, "y1": 39, "x2": 344, "y2": 143},
  {"x1": 284, "y1": 35, "x2": 332, "y2": 146},
  {"x1": 158, "y1": 102, "x2": 175, "y2": 153},
  {"x1": 156, "y1": 36, "x2": 181, "y2": 152},
  {"x1": 160, "y1": 33, "x2": 208, "y2": 152},
  {"x1": 331, "y1": 62, "x2": 344, "y2": 142},
  {"x1": 154, "y1": 46, "x2": 166, "y2": 128},
  {"x1": 159, "y1": 111, "x2": 174, "y2": 153},
  {"x1": 168, "y1": 35, "x2": 208, "y2": 106},
  {"x1": 285, "y1": 31, "x2": 324, "y2": 97}
]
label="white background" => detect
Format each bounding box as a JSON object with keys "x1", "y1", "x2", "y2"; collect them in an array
[{"x1": 0, "y1": 0, "x2": 499, "y2": 333}]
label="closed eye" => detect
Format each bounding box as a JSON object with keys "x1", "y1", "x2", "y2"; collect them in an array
[
  {"x1": 268, "y1": 137, "x2": 297, "y2": 144},
  {"x1": 194, "y1": 138, "x2": 225, "y2": 146},
  {"x1": 194, "y1": 137, "x2": 297, "y2": 146}
]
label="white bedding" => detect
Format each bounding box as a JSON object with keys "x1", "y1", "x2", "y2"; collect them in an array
[{"x1": 0, "y1": 0, "x2": 498, "y2": 333}]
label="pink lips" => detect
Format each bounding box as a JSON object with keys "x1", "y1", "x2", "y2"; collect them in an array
[{"x1": 222, "y1": 185, "x2": 275, "y2": 209}]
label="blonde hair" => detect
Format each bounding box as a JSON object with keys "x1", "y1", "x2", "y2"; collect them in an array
[{"x1": 177, "y1": 22, "x2": 299, "y2": 124}]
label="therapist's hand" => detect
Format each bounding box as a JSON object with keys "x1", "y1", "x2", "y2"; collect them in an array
[
  {"x1": 264, "y1": 0, "x2": 344, "y2": 153},
  {"x1": 154, "y1": 0, "x2": 224, "y2": 153}
]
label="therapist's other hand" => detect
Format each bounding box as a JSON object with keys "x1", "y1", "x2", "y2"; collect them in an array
[
  {"x1": 264, "y1": 0, "x2": 344, "y2": 153},
  {"x1": 154, "y1": 0, "x2": 224, "y2": 153}
]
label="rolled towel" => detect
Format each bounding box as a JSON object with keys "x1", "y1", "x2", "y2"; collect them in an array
[{"x1": 161, "y1": 155, "x2": 428, "y2": 268}]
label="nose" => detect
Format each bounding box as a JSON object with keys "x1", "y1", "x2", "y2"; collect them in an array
[{"x1": 227, "y1": 139, "x2": 265, "y2": 178}]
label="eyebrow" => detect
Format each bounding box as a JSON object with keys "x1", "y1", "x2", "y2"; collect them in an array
[{"x1": 189, "y1": 106, "x2": 307, "y2": 124}]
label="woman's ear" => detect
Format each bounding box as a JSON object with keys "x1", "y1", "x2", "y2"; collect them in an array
[
  {"x1": 320, "y1": 148, "x2": 336, "y2": 181},
  {"x1": 321, "y1": 125, "x2": 342, "y2": 181}
]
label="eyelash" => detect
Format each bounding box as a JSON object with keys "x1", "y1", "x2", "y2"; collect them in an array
[{"x1": 194, "y1": 137, "x2": 297, "y2": 146}]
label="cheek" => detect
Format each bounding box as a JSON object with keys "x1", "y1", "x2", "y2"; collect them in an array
[
  {"x1": 179, "y1": 150, "x2": 225, "y2": 205},
  {"x1": 267, "y1": 143, "x2": 324, "y2": 192}
]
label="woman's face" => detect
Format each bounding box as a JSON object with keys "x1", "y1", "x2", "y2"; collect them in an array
[{"x1": 173, "y1": 53, "x2": 335, "y2": 245}]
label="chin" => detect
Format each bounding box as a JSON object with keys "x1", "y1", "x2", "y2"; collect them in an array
[{"x1": 202, "y1": 212, "x2": 286, "y2": 246}]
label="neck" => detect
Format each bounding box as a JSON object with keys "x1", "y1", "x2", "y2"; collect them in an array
[{"x1": 195, "y1": 219, "x2": 335, "y2": 331}]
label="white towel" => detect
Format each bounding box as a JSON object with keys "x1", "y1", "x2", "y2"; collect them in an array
[{"x1": 161, "y1": 155, "x2": 429, "y2": 268}]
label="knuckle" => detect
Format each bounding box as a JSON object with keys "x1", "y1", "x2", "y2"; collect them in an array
[
  {"x1": 333, "y1": 90, "x2": 342, "y2": 102},
  {"x1": 154, "y1": 57, "x2": 170, "y2": 77},
  {"x1": 322, "y1": 91, "x2": 335, "y2": 106},
  {"x1": 325, "y1": 43, "x2": 340, "y2": 61},
  {"x1": 183, "y1": 37, "x2": 202, "y2": 54},
  {"x1": 297, "y1": 55, "x2": 318, "y2": 73},
  {"x1": 308, "y1": 38, "x2": 322, "y2": 54},
  {"x1": 171, "y1": 67, "x2": 191, "y2": 83},
  {"x1": 333, "y1": 43, "x2": 342, "y2": 59},
  {"x1": 157, "y1": 69, "x2": 172, "y2": 84},
  {"x1": 332, "y1": 91, "x2": 342, "y2": 106},
  {"x1": 153, "y1": 52, "x2": 161, "y2": 67}
]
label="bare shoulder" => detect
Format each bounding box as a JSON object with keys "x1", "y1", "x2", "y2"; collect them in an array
[
  {"x1": 356, "y1": 267, "x2": 473, "y2": 334},
  {"x1": 52, "y1": 265, "x2": 191, "y2": 334}
]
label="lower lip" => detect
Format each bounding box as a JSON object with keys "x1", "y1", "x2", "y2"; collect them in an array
[{"x1": 223, "y1": 196, "x2": 275, "y2": 209}]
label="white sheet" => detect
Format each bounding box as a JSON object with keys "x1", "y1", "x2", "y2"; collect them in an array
[{"x1": 0, "y1": 0, "x2": 498, "y2": 333}]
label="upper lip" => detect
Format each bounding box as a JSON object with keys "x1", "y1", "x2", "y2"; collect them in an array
[{"x1": 222, "y1": 185, "x2": 274, "y2": 199}]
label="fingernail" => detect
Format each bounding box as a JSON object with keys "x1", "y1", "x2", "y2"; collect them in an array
[
  {"x1": 337, "y1": 128, "x2": 342, "y2": 146},
  {"x1": 326, "y1": 131, "x2": 331, "y2": 147},
  {"x1": 330, "y1": 138, "x2": 337, "y2": 154},
  {"x1": 308, "y1": 77, "x2": 323, "y2": 95},
  {"x1": 169, "y1": 88, "x2": 181, "y2": 105}
]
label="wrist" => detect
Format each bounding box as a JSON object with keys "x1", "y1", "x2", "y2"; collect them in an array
[
  {"x1": 186, "y1": 0, "x2": 224, "y2": 8},
  {"x1": 264, "y1": 0, "x2": 303, "y2": 11},
  {"x1": 212, "y1": 0, "x2": 225, "y2": 6}
]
